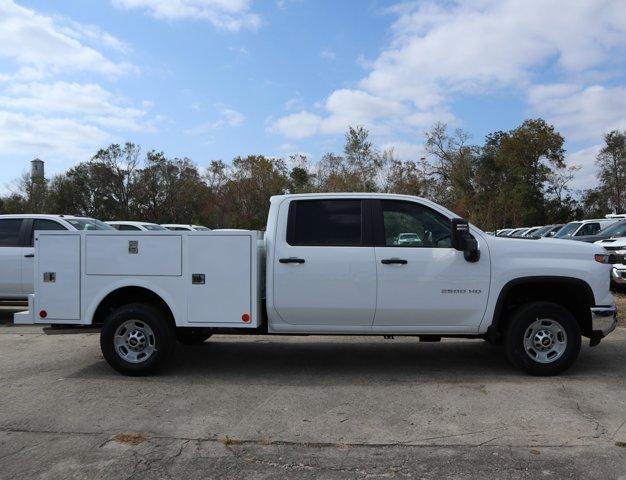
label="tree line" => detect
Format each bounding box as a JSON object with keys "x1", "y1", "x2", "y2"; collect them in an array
[{"x1": 1, "y1": 119, "x2": 625, "y2": 231}]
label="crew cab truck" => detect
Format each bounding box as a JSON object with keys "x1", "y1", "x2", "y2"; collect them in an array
[{"x1": 15, "y1": 193, "x2": 618, "y2": 376}]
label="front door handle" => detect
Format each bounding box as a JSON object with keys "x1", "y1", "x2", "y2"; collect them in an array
[
  {"x1": 24, "y1": 254, "x2": 34, "y2": 258},
  {"x1": 279, "y1": 257, "x2": 305, "y2": 264},
  {"x1": 381, "y1": 258, "x2": 408, "y2": 265}
]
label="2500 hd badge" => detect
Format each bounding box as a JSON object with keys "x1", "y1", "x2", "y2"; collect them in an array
[{"x1": 441, "y1": 289, "x2": 483, "y2": 294}]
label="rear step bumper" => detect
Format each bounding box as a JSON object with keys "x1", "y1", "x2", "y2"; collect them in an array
[{"x1": 13, "y1": 295, "x2": 35, "y2": 325}]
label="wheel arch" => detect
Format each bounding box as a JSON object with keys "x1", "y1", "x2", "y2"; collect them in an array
[
  {"x1": 489, "y1": 276, "x2": 595, "y2": 339},
  {"x1": 88, "y1": 283, "x2": 177, "y2": 327}
]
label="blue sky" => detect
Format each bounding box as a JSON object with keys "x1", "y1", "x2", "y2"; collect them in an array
[{"x1": 1, "y1": 0, "x2": 625, "y2": 193}]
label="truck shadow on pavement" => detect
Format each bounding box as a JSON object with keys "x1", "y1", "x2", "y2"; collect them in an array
[{"x1": 70, "y1": 337, "x2": 624, "y2": 384}]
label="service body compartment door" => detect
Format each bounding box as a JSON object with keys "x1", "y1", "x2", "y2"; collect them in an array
[
  {"x1": 187, "y1": 235, "x2": 254, "y2": 326},
  {"x1": 35, "y1": 234, "x2": 80, "y2": 321},
  {"x1": 85, "y1": 234, "x2": 182, "y2": 276}
]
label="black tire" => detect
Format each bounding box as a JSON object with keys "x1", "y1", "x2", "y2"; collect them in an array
[
  {"x1": 100, "y1": 303, "x2": 176, "y2": 376},
  {"x1": 504, "y1": 301, "x2": 581, "y2": 376},
  {"x1": 176, "y1": 328, "x2": 212, "y2": 345}
]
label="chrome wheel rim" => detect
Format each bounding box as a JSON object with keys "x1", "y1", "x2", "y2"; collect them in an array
[
  {"x1": 523, "y1": 318, "x2": 567, "y2": 364},
  {"x1": 114, "y1": 320, "x2": 156, "y2": 363}
]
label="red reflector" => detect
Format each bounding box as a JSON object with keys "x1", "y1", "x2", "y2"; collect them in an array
[
  {"x1": 39, "y1": 310, "x2": 47, "y2": 319},
  {"x1": 241, "y1": 313, "x2": 250, "y2": 323}
]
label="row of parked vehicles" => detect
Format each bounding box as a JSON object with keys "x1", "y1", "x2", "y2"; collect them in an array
[{"x1": 493, "y1": 215, "x2": 626, "y2": 289}]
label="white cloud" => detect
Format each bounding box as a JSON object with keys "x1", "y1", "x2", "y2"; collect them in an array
[
  {"x1": 59, "y1": 20, "x2": 131, "y2": 54},
  {"x1": 185, "y1": 106, "x2": 246, "y2": 135},
  {"x1": 0, "y1": 1, "x2": 153, "y2": 188},
  {"x1": 111, "y1": 0, "x2": 261, "y2": 31},
  {"x1": 220, "y1": 107, "x2": 246, "y2": 126},
  {"x1": 269, "y1": 89, "x2": 407, "y2": 139},
  {"x1": 527, "y1": 84, "x2": 626, "y2": 142},
  {"x1": 0, "y1": 82, "x2": 153, "y2": 133},
  {"x1": 320, "y1": 49, "x2": 336, "y2": 61},
  {"x1": 0, "y1": 0, "x2": 134, "y2": 78},
  {"x1": 269, "y1": 111, "x2": 322, "y2": 139},
  {"x1": 269, "y1": 0, "x2": 626, "y2": 147},
  {"x1": 0, "y1": 110, "x2": 109, "y2": 166},
  {"x1": 567, "y1": 144, "x2": 602, "y2": 192},
  {"x1": 380, "y1": 141, "x2": 425, "y2": 161}
]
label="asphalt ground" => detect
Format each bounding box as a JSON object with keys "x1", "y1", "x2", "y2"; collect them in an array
[{"x1": 0, "y1": 307, "x2": 625, "y2": 479}]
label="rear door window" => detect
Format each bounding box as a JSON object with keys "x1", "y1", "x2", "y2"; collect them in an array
[
  {"x1": 0, "y1": 219, "x2": 23, "y2": 247},
  {"x1": 287, "y1": 200, "x2": 363, "y2": 246},
  {"x1": 30, "y1": 219, "x2": 67, "y2": 245},
  {"x1": 577, "y1": 223, "x2": 600, "y2": 236}
]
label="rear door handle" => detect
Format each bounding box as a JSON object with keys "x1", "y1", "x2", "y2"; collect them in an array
[
  {"x1": 381, "y1": 258, "x2": 408, "y2": 265},
  {"x1": 24, "y1": 254, "x2": 34, "y2": 258},
  {"x1": 279, "y1": 257, "x2": 305, "y2": 264}
]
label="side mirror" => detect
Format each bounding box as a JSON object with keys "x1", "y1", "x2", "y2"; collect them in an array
[{"x1": 451, "y1": 218, "x2": 480, "y2": 262}]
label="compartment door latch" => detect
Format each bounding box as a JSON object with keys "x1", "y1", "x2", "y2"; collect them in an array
[{"x1": 128, "y1": 240, "x2": 139, "y2": 254}]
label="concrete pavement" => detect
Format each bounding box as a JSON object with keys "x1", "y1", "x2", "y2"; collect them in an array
[{"x1": 0, "y1": 319, "x2": 625, "y2": 479}]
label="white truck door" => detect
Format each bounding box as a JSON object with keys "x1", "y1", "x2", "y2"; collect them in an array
[
  {"x1": 21, "y1": 219, "x2": 68, "y2": 295},
  {"x1": 372, "y1": 200, "x2": 490, "y2": 330},
  {"x1": 0, "y1": 218, "x2": 24, "y2": 298},
  {"x1": 35, "y1": 233, "x2": 80, "y2": 321},
  {"x1": 273, "y1": 199, "x2": 376, "y2": 327}
]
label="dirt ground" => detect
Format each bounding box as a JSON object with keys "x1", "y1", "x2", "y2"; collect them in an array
[{"x1": 612, "y1": 290, "x2": 626, "y2": 326}]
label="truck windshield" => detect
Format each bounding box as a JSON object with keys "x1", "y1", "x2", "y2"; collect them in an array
[
  {"x1": 143, "y1": 224, "x2": 168, "y2": 231},
  {"x1": 598, "y1": 221, "x2": 626, "y2": 238},
  {"x1": 554, "y1": 222, "x2": 581, "y2": 238},
  {"x1": 530, "y1": 225, "x2": 552, "y2": 237},
  {"x1": 67, "y1": 218, "x2": 114, "y2": 231}
]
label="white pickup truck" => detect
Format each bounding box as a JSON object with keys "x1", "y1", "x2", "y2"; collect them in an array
[
  {"x1": 0, "y1": 214, "x2": 113, "y2": 302},
  {"x1": 15, "y1": 193, "x2": 618, "y2": 376}
]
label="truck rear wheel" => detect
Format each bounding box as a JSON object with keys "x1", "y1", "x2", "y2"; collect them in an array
[
  {"x1": 100, "y1": 303, "x2": 175, "y2": 376},
  {"x1": 176, "y1": 328, "x2": 212, "y2": 345},
  {"x1": 505, "y1": 302, "x2": 581, "y2": 376}
]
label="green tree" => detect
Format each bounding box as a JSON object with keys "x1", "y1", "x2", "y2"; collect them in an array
[{"x1": 596, "y1": 130, "x2": 626, "y2": 213}]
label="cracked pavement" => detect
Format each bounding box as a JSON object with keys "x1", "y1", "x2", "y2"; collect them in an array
[{"x1": 0, "y1": 315, "x2": 625, "y2": 479}]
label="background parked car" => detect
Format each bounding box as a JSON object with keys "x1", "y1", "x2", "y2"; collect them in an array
[
  {"x1": 552, "y1": 219, "x2": 617, "y2": 239},
  {"x1": 568, "y1": 219, "x2": 626, "y2": 243},
  {"x1": 522, "y1": 226, "x2": 542, "y2": 237},
  {"x1": 0, "y1": 214, "x2": 112, "y2": 301},
  {"x1": 530, "y1": 224, "x2": 564, "y2": 238},
  {"x1": 107, "y1": 221, "x2": 168, "y2": 231},
  {"x1": 496, "y1": 229, "x2": 514, "y2": 236},
  {"x1": 595, "y1": 236, "x2": 626, "y2": 289},
  {"x1": 162, "y1": 224, "x2": 210, "y2": 231},
  {"x1": 508, "y1": 227, "x2": 531, "y2": 237},
  {"x1": 396, "y1": 232, "x2": 422, "y2": 246}
]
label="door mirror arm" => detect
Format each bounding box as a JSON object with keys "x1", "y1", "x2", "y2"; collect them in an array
[{"x1": 451, "y1": 218, "x2": 480, "y2": 263}]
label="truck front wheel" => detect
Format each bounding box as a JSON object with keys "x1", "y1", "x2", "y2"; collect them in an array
[
  {"x1": 505, "y1": 302, "x2": 581, "y2": 376},
  {"x1": 100, "y1": 303, "x2": 176, "y2": 376}
]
